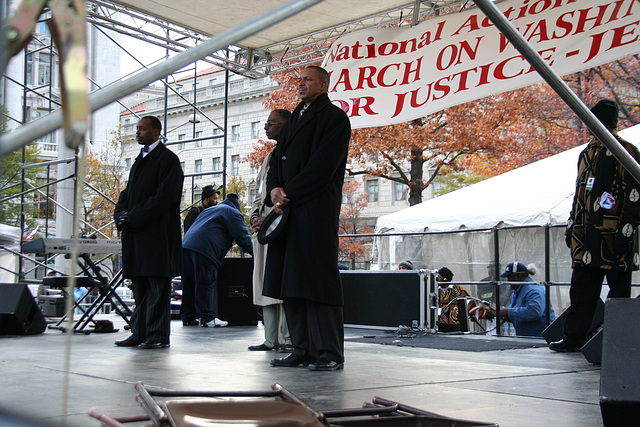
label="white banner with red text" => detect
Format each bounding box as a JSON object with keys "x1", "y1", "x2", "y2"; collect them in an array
[{"x1": 321, "y1": 0, "x2": 640, "y2": 129}]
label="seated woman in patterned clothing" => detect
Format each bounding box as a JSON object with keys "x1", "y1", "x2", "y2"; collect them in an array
[{"x1": 437, "y1": 267, "x2": 476, "y2": 332}]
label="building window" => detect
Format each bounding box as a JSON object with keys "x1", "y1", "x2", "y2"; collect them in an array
[
  {"x1": 180, "y1": 161, "x2": 185, "y2": 172},
  {"x1": 124, "y1": 118, "x2": 130, "y2": 126},
  {"x1": 37, "y1": 21, "x2": 51, "y2": 35},
  {"x1": 231, "y1": 125, "x2": 240, "y2": 142},
  {"x1": 38, "y1": 53, "x2": 51, "y2": 85},
  {"x1": 251, "y1": 121, "x2": 261, "y2": 139},
  {"x1": 193, "y1": 82, "x2": 199, "y2": 90},
  {"x1": 212, "y1": 157, "x2": 221, "y2": 171},
  {"x1": 195, "y1": 131, "x2": 203, "y2": 147},
  {"x1": 194, "y1": 159, "x2": 202, "y2": 179},
  {"x1": 213, "y1": 128, "x2": 223, "y2": 144},
  {"x1": 231, "y1": 155, "x2": 239, "y2": 176},
  {"x1": 394, "y1": 182, "x2": 407, "y2": 201},
  {"x1": 125, "y1": 158, "x2": 132, "y2": 170},
  {"x1": 35, "y1": 110, "x2": 53, "y2": 143},
  {"x1": 177, "y1": 86, "x2": 184, "y2": 93},
  {"x1": 367, "y1": 179, "x2": 379, "y2": 202},
  {"x1": 177, "y1": 134, "x2": 185, "y2": 150},
  {"x1": 26, "y1": 53, "x2": 33, "y2": 85},
  {"x1": 209, "y1": 78, "x2": 217, "y2": 86}
]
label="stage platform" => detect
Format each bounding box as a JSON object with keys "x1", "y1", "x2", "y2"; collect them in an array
[{"x1": 0, "y1": 314, "x2": 603, "y2": 426}]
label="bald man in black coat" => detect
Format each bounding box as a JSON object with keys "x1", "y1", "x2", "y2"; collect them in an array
[{"x1": 265, "y1": 66, "x2": 351, "y2": 371}]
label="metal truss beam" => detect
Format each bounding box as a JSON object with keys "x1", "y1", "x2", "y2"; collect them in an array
[{"x1": 84, "y1": 0, "x2": 468, "y2": 77}]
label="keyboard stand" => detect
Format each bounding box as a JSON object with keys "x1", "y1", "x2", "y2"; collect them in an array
[{"x1": 44, "y1": 253, "x2": 132, "y2": 333}]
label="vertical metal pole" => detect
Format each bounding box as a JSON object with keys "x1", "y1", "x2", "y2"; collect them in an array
[
  {"x1": 494, "y1": 227, "x2": 501, "y2": 336},
  {"x1": 0, "y1": 0, "x2": 6, "y2": 78},
  {"x1": 162, "y1": 29, "x2": 169, "y2": 140},
  {"x1": 45, "y1": 165, "x2": 51, "y2": 237},
  {"x1": 222, "y1": 48, "x2": 229, "y2": 198},
  {"x1": 192, "y1": 60, "x2": 197, "y2": 138},
  {"x1": 544, "y1": 225, "x2": 551, "y2": 325},
  {"x1": 18, "y1": 48, "x2": 29, "y2": 277}
]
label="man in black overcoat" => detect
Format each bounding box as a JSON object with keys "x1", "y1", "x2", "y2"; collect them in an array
[
  {"x1": 114, "y1": 115, "x2": 183, "y2": 349},
  {"x1": 265, "y1": 66, "x2": 351, "y2": 371}
]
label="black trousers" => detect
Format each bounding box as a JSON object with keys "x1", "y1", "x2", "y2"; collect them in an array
[
  {"x1": 130, "y1": 276, "x2": 171, "y2": 344},
  {"x1": 181, "y1": 249, "x2": 219, "y2": 324},
  {"x1": 563, "y1": 266, "x2": 631, "y2": 345},
  {"x1": 283, "y1": 297, "x2": 344, "y2": 363}
]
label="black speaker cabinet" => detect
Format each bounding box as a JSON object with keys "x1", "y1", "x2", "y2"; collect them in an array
[
  {"x1": 216, "y1": 257, "x2": 258, "y2": 326},
  {"x1": 542, "y1": 298, "x2": 605, "y2": 344},
  {"x1": 581, "y1": 328, "x2": 603, "y2": 364},
  {"x1": 341, "y1": 270, "x2": 425, "y2": 328},
  {"x1": 0, "y1": 284, "x2": 46, "y2": 335},
  {"x1": 600, "y1": 298, "x2": 640, "y2": 426}
]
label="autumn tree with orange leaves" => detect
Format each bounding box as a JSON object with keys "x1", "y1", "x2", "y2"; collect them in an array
[
  {"x1": 82, "y1": 127, "x2": 129, "y2": 239},
  {"x1": 338, "y1": 180, "x2": 373, "y2": 269}
]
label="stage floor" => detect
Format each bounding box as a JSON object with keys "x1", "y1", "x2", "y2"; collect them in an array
[{"x1": 1, "y1": 315, "x2": 603, "y2": 427}]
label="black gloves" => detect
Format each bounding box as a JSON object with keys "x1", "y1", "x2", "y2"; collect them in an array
[{"x1": 116, "y1": 212, "x2": 132, "y2": 232}]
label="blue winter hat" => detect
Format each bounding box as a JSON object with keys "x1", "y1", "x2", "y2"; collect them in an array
[
  {"x1": 222, "y1": 193, "x2": 241, "y2": 210},
  {"x1": 500, "y1": 262, "x2": 528, "y2": 277}
]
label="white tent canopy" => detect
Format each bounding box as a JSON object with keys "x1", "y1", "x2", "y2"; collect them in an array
[{"x1": 376, "y1": 124, "x2": 640, "y2": 234}]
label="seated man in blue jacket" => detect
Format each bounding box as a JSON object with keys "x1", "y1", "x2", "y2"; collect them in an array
[
  {"x1": 181, "y1": 193, "x2": 253, "y2": 327},
  {"x1": 485, "y1": 262, "x2": 555, "y2": 337}
]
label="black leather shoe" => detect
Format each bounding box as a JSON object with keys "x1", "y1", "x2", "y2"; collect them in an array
[
  {"x1": 279, "y1": 345, "x2": 294, "y2": 353},
  {"x1": 115, "y1": 335, "x2": 141, "y2": 347},
  {"x1": 308, "y1": 359, "x2": 344, "y2": 371},
  {"x1": 248, "y1": 343, "x2": 274, "y2": 351},
  {"x1": 549, "y1": 339, "x2": 581, "y2": 352},
  {"x1": 182, "y1": 320, "x2": 199, "y2": 326},
  {"x1": 140, "y1": 341, "x2": 170, "y2": 349},
  {"x1": 270, "y1": 354, "x2": 311, "y2": 367}
]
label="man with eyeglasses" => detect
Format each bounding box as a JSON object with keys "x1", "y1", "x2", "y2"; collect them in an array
[{"x1": 248, "y1": 109, "x2": 293, "y2": 352}]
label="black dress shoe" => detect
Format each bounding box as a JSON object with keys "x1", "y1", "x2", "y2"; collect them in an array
[
  {"x1": 115, "y1": 335, "x2": 141, "y2": 347},
  {"x1": 182, "y1": 320, "x2": 199, "y2": 326},
  {"x1": 549, "y1": 339, "x2": 581, "y2": 352},
  {"x1": 248, "y1": 343, "x2": 274, "y2": 351},
  {"x1": 308, "y1": 359, "x2": 344, "y2": 371},
  {"x1": 140, "y1": 341, "x2": 170, "y2": 349},
  {"x1": 270, "y1": 354, "x2": 311, "y2": 367}
]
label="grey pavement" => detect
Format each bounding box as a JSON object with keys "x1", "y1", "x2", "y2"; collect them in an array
[{"x1": 0, "y1": 315, "x2": 604, "y2": 427}]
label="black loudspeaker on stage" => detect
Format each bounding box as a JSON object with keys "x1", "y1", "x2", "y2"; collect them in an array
[
  {"x1": 542, "y1": 298, "x2": 605, "y2": 344},
  {"x1": 216, "y1": 258, "x2": 258, "y2": 326},
  {"x1": 600, "y1": 298, "x2": 640, "y2": 427},
  {"x1": 0, "y1": 284, "x2": 46, "y2": 335}
]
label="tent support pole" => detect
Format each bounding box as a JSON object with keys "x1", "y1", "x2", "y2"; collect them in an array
[
  {"x1": 473, "y1": 0, "x2": 640, "y2": 183},
  {"x1": 0, "y1": 0, "x2": 323, "y2": 156}
]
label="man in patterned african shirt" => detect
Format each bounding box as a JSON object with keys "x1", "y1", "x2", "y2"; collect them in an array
[
  {"x1": 550, "y1": 100, "x2": 640, "y2": 352},
  {"x1": 437, "y1": 267, "x2": 475, "y2": 331}
]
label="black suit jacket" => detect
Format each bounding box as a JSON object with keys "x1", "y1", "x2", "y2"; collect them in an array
[{"x1": 114, "y1": 143, "x2": 183, "y2": 278}]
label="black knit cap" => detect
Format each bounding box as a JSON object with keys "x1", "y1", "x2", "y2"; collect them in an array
[
  {"x1": 438, "y1": 267, "x2": 454, "y2": 281},
  {"x1": 399, "y1": 260, "x2": 413, "y2": 270},
  {"x1": 590, "y1": 99, "x2": 619, "y2": 129},
  {"x1": 223, "y1": 193, "x2": 241, "y2": 210}
]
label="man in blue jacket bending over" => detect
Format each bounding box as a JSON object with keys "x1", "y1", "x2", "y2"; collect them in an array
[
  {"x1": 485, "y1": 262, "x2": 555, "y2": 337},
  {"x1": 181, "y1": 193, "x2": 253, "y2": 327}
]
